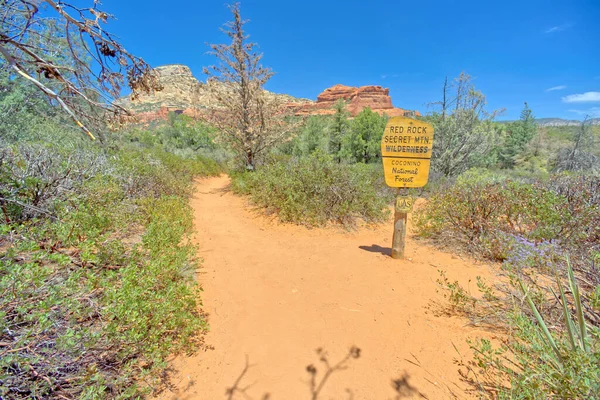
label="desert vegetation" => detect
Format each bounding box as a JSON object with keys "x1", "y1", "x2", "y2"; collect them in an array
[
  {"x1": 2, "y1": 0, "x2": 599, "y2": 399},
  {"x1": 408, "y1": 77, "x2": 600, "y2": 399},
  {"x1": 231, "y1": 104, "x2": 396, "y2": 227},
  {"x1": 413, "y1": 129, "x2": 599, "y2": 396},
  {"x1": 0, "y1": 2, "x2": 221, "y2": 398},
  {"x1": 216, "y1": 16, "x2": 599, "y2": 397},
  {"x1": 0, "y1": 78, "x2": 223, "y2": 397},
  {"x1": 418, "y1": 171, "x2": 600, "y2": 398}
]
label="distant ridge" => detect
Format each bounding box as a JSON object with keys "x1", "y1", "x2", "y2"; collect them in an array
[
  {"x1": 534, "y1": 118, "x2": 600, "y2": 127},
  {"x1": 500, "y1": 118, "x2": 600, "y2": 127}
]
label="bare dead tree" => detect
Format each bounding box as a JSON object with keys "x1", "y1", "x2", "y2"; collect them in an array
[
  {"x1": 441, "y1": 76, "x2": 448, "y2": 120},
  {"x1": 0, "y1": 0, "x2": 161, "y2": 140},
  {"x1": 203, "y1": 3, "x2": 295, "y2": 170},
  {"x1": 553, "y1": 116, "x2": 600, "y2": 173},
  {"x1": 427, "y1": 73, "x2": 504, "y2": 176}
]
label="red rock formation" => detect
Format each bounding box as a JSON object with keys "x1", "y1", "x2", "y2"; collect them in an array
[
  {"x1": 316, "y1": 84, "x2": 356, "y2": 103},
  {"x1": 133, "y1": 106, "x2": 205, "y2": 124},
  {"x1": 288, "y1": 84, "x2": 419, "y2": 117},
  {"x1": 124, "y1": 65, "x2": 418, "y2": 123},
  {"x1": 134, "y1": 106, "x2": 170, "y2": 123}
]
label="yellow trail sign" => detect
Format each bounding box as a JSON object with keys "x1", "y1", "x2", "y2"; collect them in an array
[
  {"x1": 381, "y1": 117, "x2": 434, "y2": 188},
  {"x1": 381, "y1": 117, "x2": 434, "y2": 259},
  {"x1": 382, "y1": 158, "x2": 431, "y2": 188}
]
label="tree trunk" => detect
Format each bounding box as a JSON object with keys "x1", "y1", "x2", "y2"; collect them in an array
[{"x1": 245, "y1": 150, "x2": 255, "y2": 171}]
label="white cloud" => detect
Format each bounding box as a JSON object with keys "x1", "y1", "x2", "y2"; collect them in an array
[
  {"x1": 562, "y1": 92, "x2": 600, "y2": 103},
  {"x1": 545, "y1": 26, "x2": 562, "y2": 33},
  {"x1": 546, "y1": 85, "x2": 567, "y2": 92},
  {"x1": 568, "y1": 107, "x2": 600, "y2": 117},
  {"x1": 544, "y1": 24, "x2": 572, "y2": 33}
]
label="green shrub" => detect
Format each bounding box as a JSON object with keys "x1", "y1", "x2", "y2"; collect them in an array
[
  {"x1": 114, "y1": 147, "x2": 221, "y2": 199},
  {"x1": 0, "y1": 135, "x2": 221, "y2": 398},
  {"x1": 341, "y1": 107, "x2": 387, "y2": 163},
  {"x1": 414, "y1": 170, "x2": 598, "y2": 264},
  {"x1": 102, "y1": 196, "x2": 206, "y2": 385},
  {"x1": 118, "y1": 114, "x2": 231, "y2": 166},
  {"x1": 0, "y1": 143, "x2": 111, "y2": 222},
  {"x1": 466, "y1": 260, "x2": 600, "y2": 399},
  {"x1": 423, "y1": 170, "x2": 600, "y2": 399},
  {"x1": 231, "y1": 151, "x2": 393, "y2": 227}
]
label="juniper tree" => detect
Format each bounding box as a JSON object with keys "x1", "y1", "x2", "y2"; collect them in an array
[
  {"x1": 203, "y1": 3, "x2": 294, "y2": 170},
  {"x1": 297, "y1": 116, "x2": 329, "y2": 156},
  {"x1": 342, "y1": 107, "x2": 387, "y2": 163}
]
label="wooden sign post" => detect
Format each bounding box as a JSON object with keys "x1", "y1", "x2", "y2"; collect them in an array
[{"x1": 381, "y1": 117, "x2": 434, "y2": 259}]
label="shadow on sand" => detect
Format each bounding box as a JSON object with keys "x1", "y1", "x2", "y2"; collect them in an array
[
  {"x1": 222, "y1": 346, "x2": 436, "y2": 400},
  {"x1": 359, "y1": 244, "x2": 392, "y2": 256}
]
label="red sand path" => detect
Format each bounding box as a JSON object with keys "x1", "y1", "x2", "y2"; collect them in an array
[{"x1": 157, "y1": 175, "x2": 498, "y2": 400}]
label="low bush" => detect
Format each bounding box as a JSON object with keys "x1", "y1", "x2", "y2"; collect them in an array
[
  {"x1": 415, "y1": 170, "x2": 599, "y2": 279},
  {"x1": 0, "y1": 137, "x2": 220, "y2": 398},
  {"x1": 0, "y1": 143, "x2": 111, "y2": 222},
  {"x1": 423, "y1": 169, "x2": 600, "y2": 399},
  {"x1": 118, "y1": 113, "x2": 231, "y2": 166},
  {"x1": 459, "y1": 260, "x2": 600, "y2": 399},
  {"x1": 231, "y1": 151, "x2": 393, "y2": 227},
  {"x1": 419, "y1": 170, "x2": 600, "y2": 326}
]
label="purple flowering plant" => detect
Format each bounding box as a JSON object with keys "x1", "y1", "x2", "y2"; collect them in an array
[{"x1": 503, "y1": 233, "x2": 561, "y2": 273}]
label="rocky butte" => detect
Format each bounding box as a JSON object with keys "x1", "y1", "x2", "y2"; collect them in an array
[
  {"x1": 118, "y1": 64, "x2": 212, "y2": 123},
  {"x1": 287, "y1": 84, "x2": 420, "y2": 117},
  {"x1": 121, "y1": 65, "x2": 419, "y2": 122}
]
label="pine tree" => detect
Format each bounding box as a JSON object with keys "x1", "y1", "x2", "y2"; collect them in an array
[
  {"x1": 328, "y1": 99, "x2": 350, "y2": 162},
  {"x1": 500, "y1": 102, "x2": 537, "y2": 168}
]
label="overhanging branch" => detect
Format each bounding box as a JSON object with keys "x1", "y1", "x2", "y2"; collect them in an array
[{"x1": 0, "y1": 43, "x2": 96, "y2": 140}]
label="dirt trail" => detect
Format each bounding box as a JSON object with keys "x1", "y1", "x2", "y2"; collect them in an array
[{"x1": 158, "y1": 175, "x2": 498, "y2": 400}]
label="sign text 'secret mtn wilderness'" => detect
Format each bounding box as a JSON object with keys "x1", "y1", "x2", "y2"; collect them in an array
[{"x1": 120, "y1": 64, "x2": 420, "y2": 122}]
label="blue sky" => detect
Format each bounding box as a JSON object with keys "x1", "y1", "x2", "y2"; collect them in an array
[{"x1": 102, "y1": 0, "x2": 599, "y2": 120}]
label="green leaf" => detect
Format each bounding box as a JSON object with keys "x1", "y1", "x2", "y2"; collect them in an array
[
  {"x1": 518, "y1": 278, "x2": 562, "y2": 363},
  {"x1": 567, "y1": 256, "x2": 589, "y2": 353}
]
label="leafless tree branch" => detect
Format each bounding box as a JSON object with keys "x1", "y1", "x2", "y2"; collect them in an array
[
  {"x1": 202, "y1": 3, "x2": 297, "y2": 169},
  {"x1": 0, "y1": 0, "x2": 162, "y2": 139}
]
